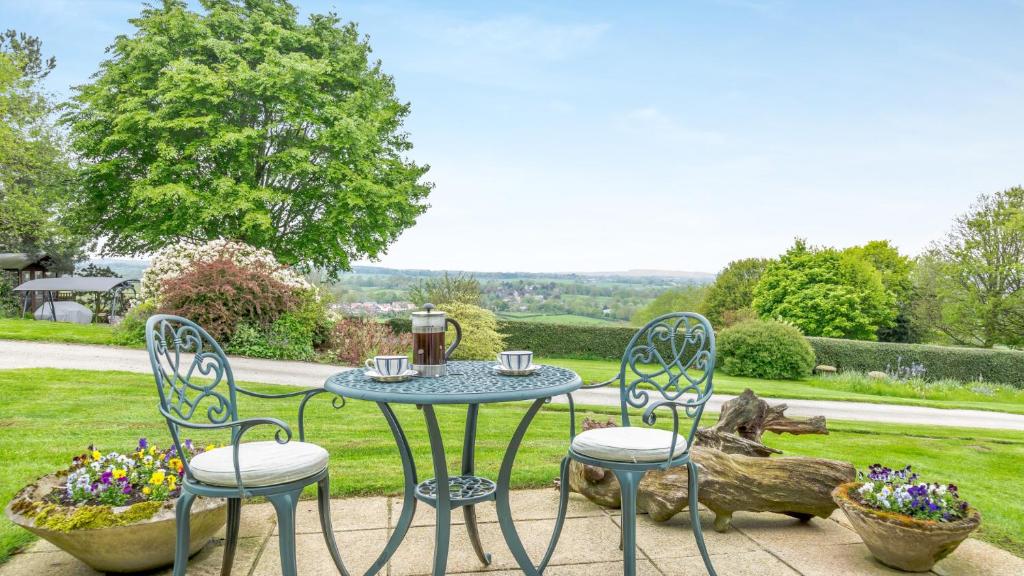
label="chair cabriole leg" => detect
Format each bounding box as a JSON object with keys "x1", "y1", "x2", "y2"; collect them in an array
[
  {"x1": 688, "y1": 460, "x2": 717, "y2": 576},
  {"x1": 221, "y1": 497, "x2": 241, "y2": 576},
  {"x1": 539, "y1": 455, "x2": 572, "y2": 572},
  {"x1": 270, "y1": 488, "x2": 304, "y2": 576},
  {"x1": 318, "y1": 474, "x2": 350, "y2": 575},
  {"x1": 173, "y1": 489, "x2": 197, "y2": 576},
  {"x1": 613, "y1": 469, "x2": 642, "y2": 576}
]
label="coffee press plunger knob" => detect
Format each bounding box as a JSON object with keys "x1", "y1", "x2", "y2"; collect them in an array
[{"x1": 423, "y1": 303, "x2": 434, "y2": 313}]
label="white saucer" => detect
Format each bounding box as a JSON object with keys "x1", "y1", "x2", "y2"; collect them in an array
[
  {"x1": 365, "y1": 369, "x2": 418, "y2": 382},
  {"x1": 492, "y1": 364, "x2": 540, "y2": 376}
]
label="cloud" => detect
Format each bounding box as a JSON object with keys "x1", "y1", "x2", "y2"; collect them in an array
[
  {"x1": 437, "y1": 16, "x2": 609, "y2": 62},
  {"x1": 615, "y1": 107, "x2": 728, "y2": 145},
  {"x1": 371, "y1": 8, "x2": 609, "y2": 90}
]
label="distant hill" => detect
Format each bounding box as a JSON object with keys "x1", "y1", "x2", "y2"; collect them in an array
[
  {"x1": 83, "y1": 258, "x2": 150, "y2": 280},
  {"x1": 577, "y1": 269, "x2": 716, "y2": 282},
  {"x1": 81, "y1": 260, "x2": 716, "y2": 285},
  {"x1": 348, "y1": 265, "x2": 715, "y2": 283}
]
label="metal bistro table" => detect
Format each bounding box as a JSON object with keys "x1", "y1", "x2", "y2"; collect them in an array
[{"x1": 324, "y1": 360, "x2": 582, "y2": 576}]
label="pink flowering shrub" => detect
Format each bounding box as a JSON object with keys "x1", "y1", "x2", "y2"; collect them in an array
[
  {"x1": 322, "y1": 317, "x2": 411, "y2": 366},
  {"x1": 158, "y1": 257, "x2": 297, "y2": 342}
]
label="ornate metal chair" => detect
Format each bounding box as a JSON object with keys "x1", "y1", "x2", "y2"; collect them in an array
[
  {"x1": 551, "y1": 312, "x2": 717, "y2": 576},
  {"x1": 145, "y1": 314, "x2": 348, "y2": 576}
]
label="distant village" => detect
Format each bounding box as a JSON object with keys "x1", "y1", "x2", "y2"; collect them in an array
[{"x1": 331, "y1": 300, "x2": 418, "y2": 316}]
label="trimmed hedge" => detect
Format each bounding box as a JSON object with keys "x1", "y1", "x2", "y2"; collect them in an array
[
  {"x1": 808, "y1": 337, "x2": 1024, "y2": 388},
  {"x1": 388, "y1": 318, "x2": 636, "y2": 360},
  {"x1": 497, "y1": 321, "x2": 637, "y2": 360},
  {"x1": 387, "y1": 317, "x2": 1024, "y2": 387}
]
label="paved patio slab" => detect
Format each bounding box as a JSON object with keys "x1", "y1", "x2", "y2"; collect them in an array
[{"x1": 1, "y1": 489, "x2": 1020, "y2": 575}]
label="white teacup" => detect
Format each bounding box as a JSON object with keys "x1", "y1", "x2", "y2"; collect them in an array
[
  {"x1": 365, "y1": 355, "x2": 409, "y2": 376},
  {"x1": 498, "y1": 350, "x2": 533, "y2": 371}
]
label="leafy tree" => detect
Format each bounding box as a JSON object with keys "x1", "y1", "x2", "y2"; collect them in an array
[
  {"x1": 630, "y1": 284, "x2": 708, "y2": 326},
  {"x1": 912, "y1": 188, "x2": 1024, "y2": 348},
  {"x1": 0, "y1": 30, "x2": 82, "y2": 272},
  {"x1": 753, "y1": 239, "x2": 895, "y2": 340},
  {"x1": 844, "y1": 240, "x2": 918, "y2": 342},
  {"x1": 74, "y1": 263, "x2": 119, "y2": 314},
  {"x1": 64, "y1": 0, "x2": 431, "y2": 277},
  {"x1": 76, "y1": 263, "x2": 118, "y2": 278},
  {"x1": 703, "y1": 258, "x2": 769, "y2": 327},
  {"x1": 0, "y1": 275, "x2": 19, "y2": 317},
  {"x1": 408, "y1": 272, "x2": 482, "y2": 307}
]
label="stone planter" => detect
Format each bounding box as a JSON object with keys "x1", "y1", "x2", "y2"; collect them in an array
[
  {"x1": 832, "y1": 482, "x2": 980, "y2": 572},
  {"x1": 5, "y1": 472, "x2": 226, "y2": 573}
]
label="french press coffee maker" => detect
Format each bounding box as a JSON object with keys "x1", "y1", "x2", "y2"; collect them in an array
[{"x1": 411, "y1": 303, "x2": 462, "y2": 377}]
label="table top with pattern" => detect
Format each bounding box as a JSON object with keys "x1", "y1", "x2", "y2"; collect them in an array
[{"x1": 324, "y1": 360, "x2": 582, "y2": 405}]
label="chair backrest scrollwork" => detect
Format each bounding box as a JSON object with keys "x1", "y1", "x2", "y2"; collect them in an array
[
  {"x1": 146, "y1": 314, "x2": 239, "y2": 472},
  {"x1": 617, "y1": 312, "x2": 715, "y2": 429}
]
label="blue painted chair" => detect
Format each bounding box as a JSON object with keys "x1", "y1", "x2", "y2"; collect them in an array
[
  {"x1": 551, "y1": 312, "x2": 717, "y2": 576},
  {"x1": 145, "y1": 314, "x2": 348, "y2": 576}
]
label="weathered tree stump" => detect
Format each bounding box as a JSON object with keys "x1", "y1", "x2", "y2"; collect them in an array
[{"x1": 567, "y1": 389, "x2": 855, "y2": 532}]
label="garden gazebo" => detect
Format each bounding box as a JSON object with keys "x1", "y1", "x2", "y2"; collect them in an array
[{"x1": 13, "y1": 276, "x2": 138, "y2": 323}]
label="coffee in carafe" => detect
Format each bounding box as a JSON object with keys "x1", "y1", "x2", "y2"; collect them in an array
[{"x1": 411, "y1": 303, "x2": 462, "y2": 377}]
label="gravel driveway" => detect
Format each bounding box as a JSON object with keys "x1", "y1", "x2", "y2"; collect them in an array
[{"x1": 2, "y1": 339, "x2": 1023, "y2": 431}]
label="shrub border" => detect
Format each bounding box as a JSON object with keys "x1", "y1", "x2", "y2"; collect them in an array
[{"x1": 387, "y1": 318, "x2": 1024, "y2": 386}]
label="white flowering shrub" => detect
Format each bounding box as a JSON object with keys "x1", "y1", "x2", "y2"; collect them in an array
[{"x1": 140, "y1": 239, "x2": 311, "y2": 302}]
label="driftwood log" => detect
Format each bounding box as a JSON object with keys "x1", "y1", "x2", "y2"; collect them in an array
[{"x1": 567, "y1": 389, "x2": 855, "y2": 532}]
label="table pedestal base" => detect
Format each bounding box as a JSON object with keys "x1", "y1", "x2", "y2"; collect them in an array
[
  {"x1": 415, "y1": 476, "x2": 497, "y2": 507},
  {"x1": 360, "y1": 399, "x2": 565, "y2": 576}
]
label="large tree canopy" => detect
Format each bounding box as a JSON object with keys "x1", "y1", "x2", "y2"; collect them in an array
[
  {"x1": 912, "y1": 187, "x2": 1024, "y2": 348},
  {"x1": 753, "y1": 239, "x2": 895, "y2": 340},
  {"x1": 843, "y1": 240, "x2": 917, "y2": 342},
  {"x1": 64, "y1": 0, "x2": 431, "y2": 277},
  {"x1": 0, "y1": 30, "x2": 81, "y2": 272},
  {"x1": 702, "y1": 257, "x2": 769, "y2": 327},
  {"x1": 631, "y1": 284, "x2": 708, "y2": 326}
]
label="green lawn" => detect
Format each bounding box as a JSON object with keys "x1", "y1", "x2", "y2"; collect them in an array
[
  {"x1": 545, "y1": 357, "x2": 1024, "y2": 415},
  {"x1": 2, "y1": 317, "x2": 1022, "y2": 414},
  {"x1": 0, "y1": 368, "x2": 1022, "y2": 563},
  {"x1": 0, "y1": 318, "x2": 117, "y2": 346}
]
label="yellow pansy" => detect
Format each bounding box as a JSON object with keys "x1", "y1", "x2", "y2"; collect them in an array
[
  {"x1": 112, "y1": 469, "x2": 126, "y2": 480},
  {"x1": 91, "y1": 450, "x2": 101, "y2": 461},
  {"x1": 205, "y1": 444, "x2": 215, "y2": 452},
  {"x1": 150, "y1": 470, "x2": 166, "y2": 485},
  {"x1": 167, "y1": 476, "x2": 177, "y2": 489},
  {"x1": 168, "y1": 458, "x2": 183, "y2": 473},
  {"x1": 142, "y1": 486, "x2": 151, "y2": 495}
]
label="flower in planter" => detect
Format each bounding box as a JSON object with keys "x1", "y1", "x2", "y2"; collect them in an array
[
  {"x1": 59, "y1": 439, "x2": 206, "y2": 507},
  {"x1": 855, "y1": 464, "x2": 970, "y2": 522}
]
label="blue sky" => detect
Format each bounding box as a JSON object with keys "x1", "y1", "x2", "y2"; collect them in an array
[{"x1": 3, "y1": 0, "x2": 1023, "y2": 273}]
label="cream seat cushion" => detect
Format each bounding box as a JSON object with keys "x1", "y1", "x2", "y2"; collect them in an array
[
  {"x1": 571, "y1": 427, "x2": 688, "y2": 464},
  {"x1": 189, "y1": 441, "x2": 329, "y2": 487}
]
